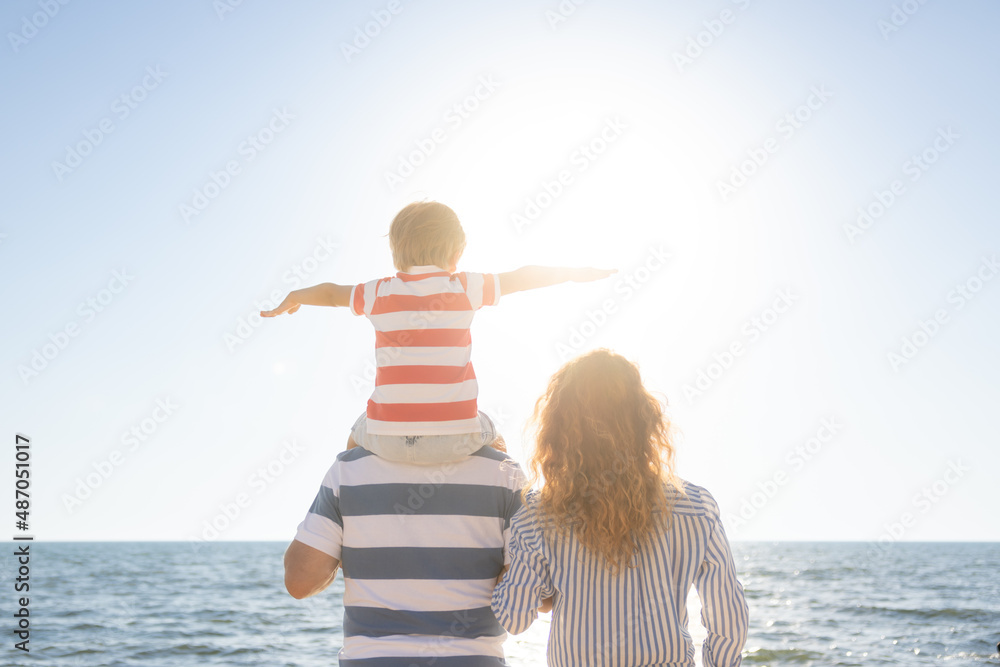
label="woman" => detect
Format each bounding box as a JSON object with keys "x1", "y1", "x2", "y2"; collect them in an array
[{"x1": 492, "y1": 349, "x2": 748, "y2": 666}]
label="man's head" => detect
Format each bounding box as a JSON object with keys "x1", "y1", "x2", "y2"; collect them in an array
[{"x1": 388, "y1": 201, "x2": 467, "y2": 272}]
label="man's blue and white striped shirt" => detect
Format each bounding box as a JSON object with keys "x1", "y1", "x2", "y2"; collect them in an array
[
  {"x1": 491, "y1": 480, "x2": 749, "y2": 667},
  {"x1": 295, "y1": 446, "x2": 524, "y2": 666}
]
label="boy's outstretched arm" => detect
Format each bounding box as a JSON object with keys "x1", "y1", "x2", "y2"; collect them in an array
[
  {"x1": 260, "y1": 283, "x2": 352, "y2": 317},
  {"x1": 497, "y1": 266, "x2": 616, "y2": 297}
]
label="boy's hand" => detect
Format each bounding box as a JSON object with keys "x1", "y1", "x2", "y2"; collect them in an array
[
  {"x1": 259, "y1": 283, "x2": 352, "y2": 315},
  {"x1": 499, "y1": 266, "x2": 618, "y2": 296},
  {"x1": 571, "y1": 267, "x2": 617, "y2": 282},
  {"x1": 260, "y1": 295, "x2": 301, "y2": 317}
]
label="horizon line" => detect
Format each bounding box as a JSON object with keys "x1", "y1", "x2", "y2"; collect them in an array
[{"x1": 10, "y1": 539, "x2": 1000, "y2": 544}]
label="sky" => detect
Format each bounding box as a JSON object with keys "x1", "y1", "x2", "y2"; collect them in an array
[{"x1": 1, "y1": 0, "x2": 998, "y2": 544}]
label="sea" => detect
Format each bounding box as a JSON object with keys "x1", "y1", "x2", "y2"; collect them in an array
[{"x1": 4, "y1": 541, "x2": 999, "y2": 666}]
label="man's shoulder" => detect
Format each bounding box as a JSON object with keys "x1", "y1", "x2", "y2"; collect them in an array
[
  {"x1": 336, "y1": 446, "x2": 376, "y2": 464},
  {"x1": 331, "y1": 446, "x2": 523, "y2": 488},
  {"x1": 470, "y1": 445, "x2": 515, "y2": 463},
  {"x1": 469, "y1": 447, "x2": 525, "y2": 487},
  {"x1": 333, "y1": 445, "x2": 517, "y2": 467}
]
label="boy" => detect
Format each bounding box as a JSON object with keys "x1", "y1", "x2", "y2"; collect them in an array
[{"x1": 261, "y1": 201, "x2": 614, "y2": 463}]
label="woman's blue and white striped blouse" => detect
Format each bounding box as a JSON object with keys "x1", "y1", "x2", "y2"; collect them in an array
[{"x1": 491, "y1": 480, "x2": 748, "y2": 666}]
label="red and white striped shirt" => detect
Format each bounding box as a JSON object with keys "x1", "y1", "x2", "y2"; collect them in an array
[{"x1": 350, "y1": 266, "x2": 501, "y2": 435}]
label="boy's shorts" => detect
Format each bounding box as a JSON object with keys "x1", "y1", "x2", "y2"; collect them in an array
[{"x1": 350, "y1": 411, "x2": 499, "y2": 464}]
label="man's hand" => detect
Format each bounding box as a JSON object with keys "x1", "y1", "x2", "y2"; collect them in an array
[{"x1": 261, "y1": 294, "x2": 301, "y2": 317}]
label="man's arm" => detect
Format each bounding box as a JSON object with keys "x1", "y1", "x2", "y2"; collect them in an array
[
  {"x1": 497, "y1": 266, "x2": 615, "y2": 297},
  {"x1": 284, "y1": 539, "x2": 341, "y2": 599},
  {"x1": 261, "y1": 283, "x2": 353, "y2": 317}
]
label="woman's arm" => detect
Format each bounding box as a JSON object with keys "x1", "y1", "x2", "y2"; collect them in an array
[
  {"x1": 491, "y1": 511, "x2": 555, "y2": 634},
  {"x1": 497, "y1": 565, "x2": 554, "y2": 612},
  {"x1": 693, "y1": 508, "x2": 750, "y2": 667}
]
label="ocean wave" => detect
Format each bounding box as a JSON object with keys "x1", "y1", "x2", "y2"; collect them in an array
[
  {"x1": 743, "y1": 647, "x2": 826, "y2": 663},
  {"x1": 844, "y1": 605, "x2": 996, "y2": 622}
]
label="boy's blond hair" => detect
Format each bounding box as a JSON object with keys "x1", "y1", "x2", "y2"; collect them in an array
[{"x1": 388, "y1": 201, "x2": 467, "y2": 271}]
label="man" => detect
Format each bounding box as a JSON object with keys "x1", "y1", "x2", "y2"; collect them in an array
[{"x1": 284, "y1": 441, "x2": 524, "y2": 665}]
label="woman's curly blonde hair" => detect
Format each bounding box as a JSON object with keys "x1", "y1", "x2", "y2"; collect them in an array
[{"x1": 526, "y1": 349, "x2": 684, "y2": 573}]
